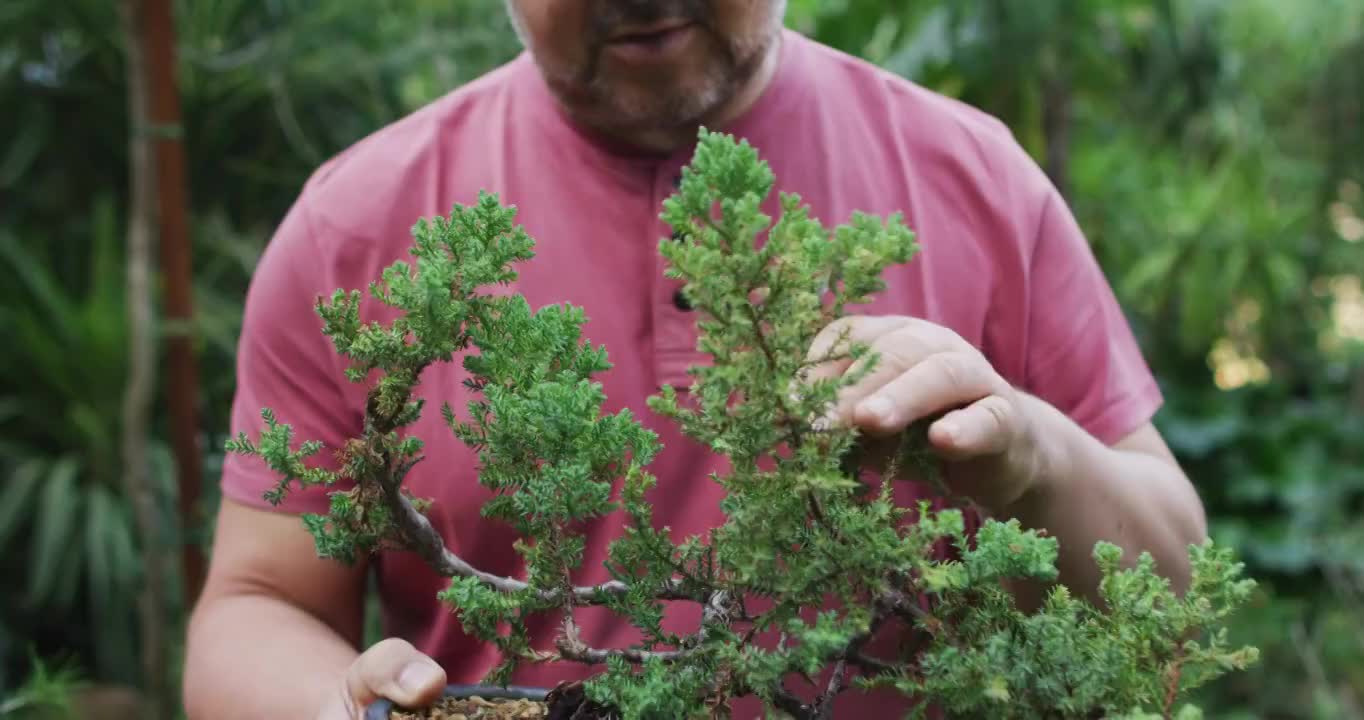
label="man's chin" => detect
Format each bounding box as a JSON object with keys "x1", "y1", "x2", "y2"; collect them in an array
[{"x1": 559, "y1": 83, "x2": 716, "y2": 137}]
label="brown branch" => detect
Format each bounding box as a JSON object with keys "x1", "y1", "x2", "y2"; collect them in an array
[
  {"x1": 883, "y1": 587, "x2": 953, "y2": 642},
  {"x1": 356, "y1": 368, "x2": 708, "y2": 606},
  {"x1": 769, "y1": 683, "x2": 813, "y2": 720},
  {"x1": 813, "y1": 659, "x2": 848, "y2": 720},
  {"x1": 379, "y1": 477, "x2": 699, "y2": 603},
  {"x1": 810, "y1": 595, "x2": 901, "y2": 716},
  {"x1": 739, "y1": 301, "x2": 815, "y2": 452},
  {"x1": 744, "y1": 303, "x2": 782, "y2": 378},
  {"x1": 556, "y1": 640, "x2": 693, "y2": 666},
  {"x1": 806, "y1": 493, "x2": 830, "y2": 526},
  {"x1": 848, "y1": 650, "x2": 896, "y2": 674},
  {"x1": 702, "y1": 591, "x2": 731, "y2": 627},
  {"x1": 754, "y1": 590, "x2": 910, "y2": 720},
  {"x1": 1162, "y1": 657, "x2": 1184, "y2": 719},
  {"x1": 556, "y1": 613, "x2": 698, "y2": 665},
  {"x1": 695, "y1": 212, "x2": 812, "y2": 451},
  {"x1": 555, "y1": 591, "x2": 733, "y2": 668}
]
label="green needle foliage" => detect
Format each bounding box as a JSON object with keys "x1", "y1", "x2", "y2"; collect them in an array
[{"x1": 228, "y1": 129, "x2": 1258, "y2": 719}]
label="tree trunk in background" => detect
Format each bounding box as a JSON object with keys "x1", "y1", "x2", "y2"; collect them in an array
[
  {"x1": 119, "y1": 2, "x2": 167, "y2": 719},
  {"x1": 140, "y1": 0, "x2": 207, "y2": 606}
]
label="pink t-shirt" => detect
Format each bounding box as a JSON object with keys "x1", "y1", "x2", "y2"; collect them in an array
[{"x1": 224, "y1": 29, "x2": 1161, "y2": 716}]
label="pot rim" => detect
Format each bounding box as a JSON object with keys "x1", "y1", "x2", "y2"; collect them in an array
[{"x1": 365, "y1": 684, "x2": 550, "y2": 720}]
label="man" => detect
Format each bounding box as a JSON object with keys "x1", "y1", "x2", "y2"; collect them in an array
[{"x1": 182, "y1": 1, "x2": 1208, "y2": 718}]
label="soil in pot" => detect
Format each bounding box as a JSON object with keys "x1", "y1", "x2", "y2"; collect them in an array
[
  {"x1": 376, "y1": 681, "x2": 618, "y2": 720},
  {"x1": 388, "y1": 694, "x2": 546, "y2": 719}
]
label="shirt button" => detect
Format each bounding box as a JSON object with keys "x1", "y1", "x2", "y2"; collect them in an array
[{"x1": 673, "y1": 288, "x2": 693, "y2": 311}]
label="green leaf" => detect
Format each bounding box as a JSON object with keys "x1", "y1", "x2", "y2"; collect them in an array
[
  {"x1": 0, "y1": 114, "x2": 46, "y2": 187},
  {"x1": 107, "y1": 501, "x2": 140, "y2": 601},
  {"x1": 0, "y1": 457, "x2": 45, "y2": 551},
  {"x1": 27, "y1": 456, "x2": 82, "y2": 607},
  {"x1": 0, "y1": 231, "x2": 77, "y2": 339},
  {"x1": 984, "y1": 675, "x2": 1011, "y2": 702},
  {"x1": 1120, "y1": 243, "x2": 1180, "y2": 300},
  {"x1": 85, "y1": 485, "x2": 116, "y2": 618},
  {"x1": 88, "y1": 194, "x2": 126, "y2": 322},
  {"x1": 1265, "y1": 252, "x2": 1303, "y2": 300},
  {"x1": 0, "y1": 397, "x2": 22, "y2": 424}
]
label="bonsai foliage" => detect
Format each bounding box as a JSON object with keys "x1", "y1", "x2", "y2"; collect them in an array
[{"x1": 227, "y1": 129, "x2": 1258, "y2": 718}]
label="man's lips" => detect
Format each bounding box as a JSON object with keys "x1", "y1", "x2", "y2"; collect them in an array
[
  {"x1": 608, "y1": 19, "x2": 694, "y2": 44},
  {"x1": 601, "y1": 19, "x2": 698, "y2": 62}
]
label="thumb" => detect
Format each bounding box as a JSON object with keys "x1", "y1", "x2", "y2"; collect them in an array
[{"x1": 330, "y1": 638, "x2": 446, "y2": 719}]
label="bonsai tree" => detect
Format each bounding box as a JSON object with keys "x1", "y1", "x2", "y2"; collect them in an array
[{"x1": 227, "y1": 129, "x2": 1258, "y2": 719}]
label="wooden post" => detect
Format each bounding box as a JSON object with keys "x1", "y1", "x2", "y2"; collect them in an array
[
  {"x1": 138, "y1": 0, "x2": 206, "y2": 606},
  {"x1": 120, "y1": 3, "x2": 166, "y2": 717}
]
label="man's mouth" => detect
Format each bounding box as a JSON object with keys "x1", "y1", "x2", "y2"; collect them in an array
[{"x1": 606, "y1": 19, "x2": 696, "y2": 51}]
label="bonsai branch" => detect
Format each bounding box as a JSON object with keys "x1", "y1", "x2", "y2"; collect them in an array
[
  {"x1": 378, "y1": 463, "x2": 700, "y2": 603},
  {"x1": 556, "y1": 643, "x2": 693, "y2": 666},
  {"x1": 847, "y1": 649, "x2": 895, "y2": 675},
  {"x1": 555, "y1": 623, "x2": 695, "y2": 666},
  {"x1": 769, "y1": 683, "x2": 812, "y2": 720},
  {"x1": 813, "y1": 658, "x2": 848, "y2": 720}
]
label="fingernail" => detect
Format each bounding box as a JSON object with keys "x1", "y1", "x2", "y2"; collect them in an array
[
  {"x1": 860, "y1": 397, "x2": 894, "y2": 425},
  {"x1": 936, "y1": 421, "x2": 959, "y2": 444},
  {"x1": 398, "y1": 662, "x2": 442, "y2": 693}
]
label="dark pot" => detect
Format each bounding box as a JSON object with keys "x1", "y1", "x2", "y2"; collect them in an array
[{"x1": 365, "y1": 684, "x2": 549, "y2": 720}]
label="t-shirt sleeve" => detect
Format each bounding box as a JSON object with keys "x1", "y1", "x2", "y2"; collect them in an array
[
  {"x1": 1019, "y1": 188, "x2": 1163, "y2": 446},
  {"x1": 220, "y1": 199, "x2": 361, "y2": 514}
]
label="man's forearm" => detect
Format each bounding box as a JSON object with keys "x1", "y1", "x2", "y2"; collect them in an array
[
  {"x1": 1002, "y1": 393, "x2": 1208, "y2": 606},
  {"x1": 183, "y1": 592, "x2": 360, "y2": 719}
]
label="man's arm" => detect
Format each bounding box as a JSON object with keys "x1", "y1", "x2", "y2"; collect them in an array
[
  {"x1": 182, "y1": 498, "x2": 446, "y2": 719},
  {"x1": 1000, "y1": 398, "x2": 1207, "y2": 607}
]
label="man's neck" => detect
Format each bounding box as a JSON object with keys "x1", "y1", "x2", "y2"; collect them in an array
[{"x1": 581, "y1": 35, "x2": 783, "y2": 156}]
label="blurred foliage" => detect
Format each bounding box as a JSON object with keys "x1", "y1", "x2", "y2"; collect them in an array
[
  {"x1": 1, "y1": 0, "x2": 1361, "y2": 716},
  {"x1": 0, "y1": 0, "x2": 519, "y2": 696},
  {"x1": 0, "y1": 198, "x2": 174, "y2": 687},
  {"x1": 791, "y1": 2, "x2": 1364, "y2": 715},
  {"x1": 0, "y1": 653, "x2": 84, "y2": 720}
]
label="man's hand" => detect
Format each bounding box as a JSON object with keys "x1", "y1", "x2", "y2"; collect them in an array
[
  {"x1": 804, "y1": 314, "x2": 1208, "y2": 605},
  {"x1": 807, "y1": 315, "x2": 1053, "y2": 512},
  {"x1": 316, "y1": 638, "x2": 446, "y2": 720}
]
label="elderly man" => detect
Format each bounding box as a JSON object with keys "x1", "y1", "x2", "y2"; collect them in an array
[{"x1": 182, "y1": 1, "x2": 1207, "y2": 718}]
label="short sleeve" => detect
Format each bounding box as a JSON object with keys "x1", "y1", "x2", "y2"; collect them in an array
[
  {"x1": 1020, "y1": 189, "x2": 1163, "y2": 445},
  {"x1": 220, "y1": 199, "x2": 361, "y2": 514}
]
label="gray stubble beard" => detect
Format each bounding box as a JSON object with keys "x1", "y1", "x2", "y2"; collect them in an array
[{"x1": 504, "y1": 0, "x2": 788, "y2": 138}]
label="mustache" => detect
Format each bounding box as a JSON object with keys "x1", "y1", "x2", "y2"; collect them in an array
[{"x1": 590, "y1": 0, "x2": 710, "y2": 38}]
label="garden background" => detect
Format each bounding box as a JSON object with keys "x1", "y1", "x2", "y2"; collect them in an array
[{"x1": 1, "y1": 0, "x2": 1361, "y2": 717}]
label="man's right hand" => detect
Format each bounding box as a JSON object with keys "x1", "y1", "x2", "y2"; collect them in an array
[
  {"x1": 183, "y1": 500, "x2": 447, "y2": 720},
  {"x1": 317, "y1": 638, "x2": 447, "y2": 720}
]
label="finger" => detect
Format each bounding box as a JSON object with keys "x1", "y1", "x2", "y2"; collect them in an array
[
  {"x1": 853, "y1": 351, "x2": 999, "y2": 435},
  {"x1": 797, "y1": 316, "x2": 901, "y2": 428},
  {"x1": 828, "y1": 324, "x2": 968, "y2": 425},
  {"x1": 928, "y1": 394, "x2": 1018, "y2": 460},
  {"x1": 803, "y1": 315, "x2": 905, "y2": 383},
  {"x1": 345, "y1": 638, "x2": 446, "y2": 713}
]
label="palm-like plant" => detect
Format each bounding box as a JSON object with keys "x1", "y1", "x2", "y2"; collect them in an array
[{"x1": 0, "y1": 199, "x2": 174, "y2": 685}]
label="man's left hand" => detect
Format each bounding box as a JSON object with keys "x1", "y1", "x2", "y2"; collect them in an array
[{"x1": 806, "y1": 315, "x2": 1052, "y2": 513}]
